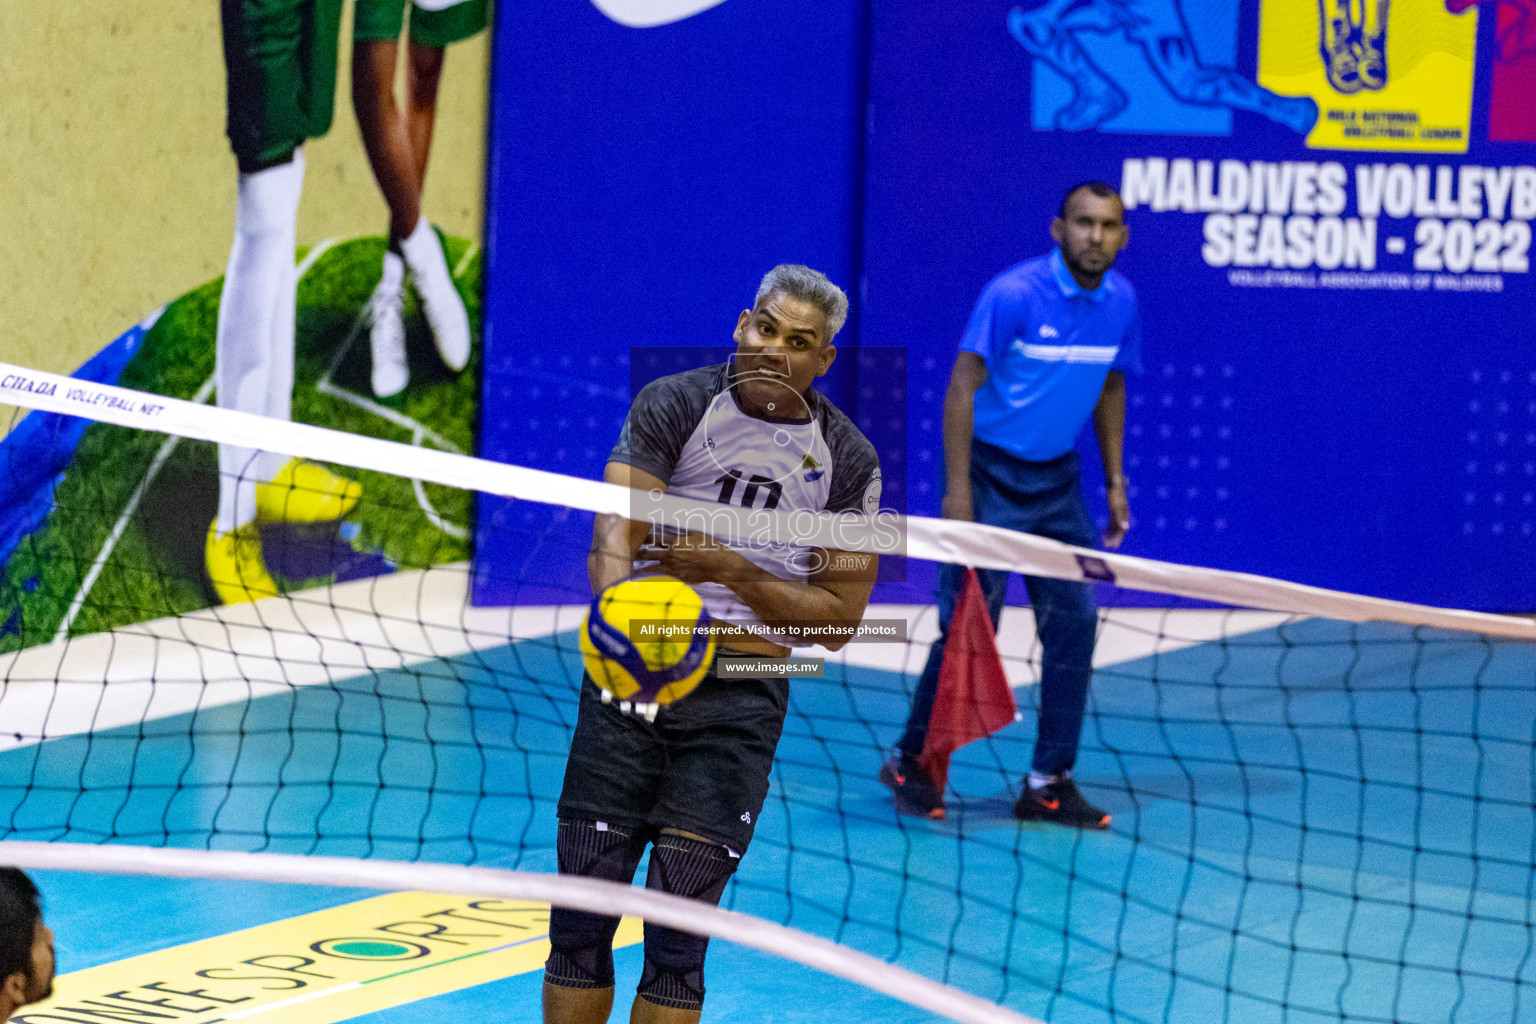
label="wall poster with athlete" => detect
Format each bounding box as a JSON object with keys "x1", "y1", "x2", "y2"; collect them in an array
[{"x1": 0, "y1": 2, "x2": 492, "y2": 652}]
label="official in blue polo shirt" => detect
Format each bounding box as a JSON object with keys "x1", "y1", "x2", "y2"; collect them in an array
[{"x1": 882, "y1": 181, "x2": 1141, "y2": 828}]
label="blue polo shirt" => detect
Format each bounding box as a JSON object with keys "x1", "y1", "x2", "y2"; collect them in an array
[{"x1": 960, "y1": 249, "x2": 1142, "y2": 462}]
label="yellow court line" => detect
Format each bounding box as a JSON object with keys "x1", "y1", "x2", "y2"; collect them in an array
[{"x1": 18, "y1": 891, "x2": 643, "y2": 1024}]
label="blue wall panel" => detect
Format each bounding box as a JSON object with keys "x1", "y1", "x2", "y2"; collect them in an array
[
  {"x1": 480, "y1": 0, "x2": 1535, "y2": 611},
  {"x1": 476, "y1": 0, "x2": 870, "y2": 604}
]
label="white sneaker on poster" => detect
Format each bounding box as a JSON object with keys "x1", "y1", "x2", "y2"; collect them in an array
[
  {"x1": 368, "y1": 254, "x2": 409, "y2": 398},
  {"x1": 400, "y1": 217, "x2": 470, "y2": 373}
]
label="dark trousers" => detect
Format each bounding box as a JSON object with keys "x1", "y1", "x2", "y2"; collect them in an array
[{"x1": 896, "y1": 440, "x2": 1099, "y2": 777}]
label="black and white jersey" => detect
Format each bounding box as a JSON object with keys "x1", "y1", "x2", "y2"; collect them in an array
[{"x1": 611, "y1": 363, "x2": 881, "y2": 646}]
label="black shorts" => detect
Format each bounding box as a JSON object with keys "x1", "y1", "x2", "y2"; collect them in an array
[{"x1": 557, "y1": 667, "x2": 790, "y2": 855}]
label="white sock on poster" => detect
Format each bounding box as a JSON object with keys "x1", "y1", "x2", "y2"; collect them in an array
[{"x1": 215, "y1": 150, "x2": 304, "y2": 534}]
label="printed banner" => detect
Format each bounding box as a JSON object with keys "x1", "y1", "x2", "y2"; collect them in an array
[
  {"x1": 22, "y1": 891, "x2": 640, "y2": 1024},
  {"x1": 1123, "y1": 156, "x2": 1534, "y2": 286},
  {"x1": 1480, "y1": 0, "x2": 1536, "y2": 142},
  {"x1": 1259, "y1": 0, "x2": 1480, "y2": 152},
  {"x1": 860, "y1": 0, "x2": 1535, "y2": 609},
  {"x1": 0, "y1": 7, "x2": 488, "y2": 653}
]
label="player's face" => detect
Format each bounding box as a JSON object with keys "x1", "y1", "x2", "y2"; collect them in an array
[
  {"x1": 5, "y1": 920, "x2": 54, "y2": 1010},
  {"x1": 27, "y1": 921, "x2": 54, "y2": 1004},
  {"x1": 1051, "y1": 190, "x2": 1129, "y2": 280},
  {"x1": 731, "y1": 292, "x2": 836, "y2": 419}
]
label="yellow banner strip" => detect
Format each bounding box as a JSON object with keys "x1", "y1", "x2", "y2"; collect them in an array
[{"x1": 17, "y1": 891, "x2": 642, "y2": 1024}]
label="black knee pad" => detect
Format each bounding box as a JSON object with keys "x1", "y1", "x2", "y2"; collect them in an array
[
  {"x1": 545, "y1": 819, "x2": 647, "y2": 990},
  {"x1": 636, "y1": 833, "x2": 739, "y2": 1011}
]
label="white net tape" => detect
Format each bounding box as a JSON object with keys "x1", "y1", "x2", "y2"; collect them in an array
[
  {"x1": 2, "y1": 363, "x2": 1531, "y2": 640},
  {"x1": 0, "y1": 841, "x2": 1040, "y2": 1024}
]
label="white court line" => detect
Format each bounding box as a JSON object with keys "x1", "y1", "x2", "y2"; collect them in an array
[
  {"x1": 308, "y1": 235, "x2": 467, "y2": 539},
  {"x1": 53, "y1": 376, "x2": 217, "y2": 642},
  {"x1": 451, "y1": 241, "x2": 479, "y2": 280},
  {"x1": 313, "y1": 311, "x2": 468, "y2": 537},
  {"x1": 314, "y1": 313, "x2": 464, "y2": 454},
  {"x1": 52, "y1": 243, "x2": 339, "y2": 642},
  {"x1": 295, "y1": 238, "x2": 338, "y2": 281},
  {"x1": 313, "y1": 296, "x2": 469, "y2": 539},
  {"x1": 207, "y1": 933, "x2": 550, "y2": 1023},
  {"x1": 411, "y1": 446, "x2": 470, "y2": 541},
  {"x1": 218, "y1": 983, "x2": 362, "y2": 1022}
]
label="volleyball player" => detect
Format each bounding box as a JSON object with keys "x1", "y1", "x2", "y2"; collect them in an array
[
  {"x1": 0, "y1": 870, "x2": 54, "y2": 1022},
  {"x1": 543, "y1": 265, "x2": 881, "y2": 1024}
]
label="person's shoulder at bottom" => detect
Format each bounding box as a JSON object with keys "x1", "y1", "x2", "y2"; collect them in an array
[
  {"x1": 993, "y1": 254, "x2": 1056, "y2": 298},
  {"x1": 1099, "y1": 266, "x2": 1138, "y2": 303}
]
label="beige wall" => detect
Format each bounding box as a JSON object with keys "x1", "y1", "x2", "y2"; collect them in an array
[{"x1": 0, "y1": 1, "x2": 488, "y2": 379}]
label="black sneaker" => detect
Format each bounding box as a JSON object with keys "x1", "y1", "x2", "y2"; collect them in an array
[
  {"x1": 878, "y1": 754, "x2": 945, "y2": 820},
  {"x1": 1014, "y1": 776, "x2": 1110, "y2": 830}
]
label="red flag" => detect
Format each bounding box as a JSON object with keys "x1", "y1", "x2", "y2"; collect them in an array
[{"x1": 917, "y1": 568, "x2": 1018, "y2": 795}]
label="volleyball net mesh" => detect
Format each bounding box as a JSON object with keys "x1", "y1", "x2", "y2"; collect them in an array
[{"x1": 0, "y1": 363, "x2": 1534, "y2": 1024}]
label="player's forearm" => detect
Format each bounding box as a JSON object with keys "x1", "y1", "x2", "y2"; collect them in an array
[
  {"x1": 590, "y1": 463, "x2": 667, "y2": 593},
  {"x1": 942, "y1": 384, "x2": 977, "y2": 493},
  {"x1": 588, "y1": 513, "x2": 646, "y2": 593},
  {"x1": 726, "y1": 569, "x2": 862, "y2": 626},
  {"x1": 718, "y1": 557, "x2": 875, "y2": 651},
  {"x1": 1093, "y1": 373, "x2": 1127, "y2": 485}
]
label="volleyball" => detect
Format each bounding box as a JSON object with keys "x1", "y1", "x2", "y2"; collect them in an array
[{"x1": 580, "y1": 575, "x2": 717, "y2": 708}]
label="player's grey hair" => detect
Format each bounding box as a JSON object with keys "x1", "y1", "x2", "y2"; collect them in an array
[{"x1": 755, "y1": 264, "x2": 849, "y2": 340}]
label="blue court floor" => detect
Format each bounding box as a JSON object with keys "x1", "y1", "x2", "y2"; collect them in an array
[{"x1": 6, "y1": 617, "x2": 1534, "y2": 1023}]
